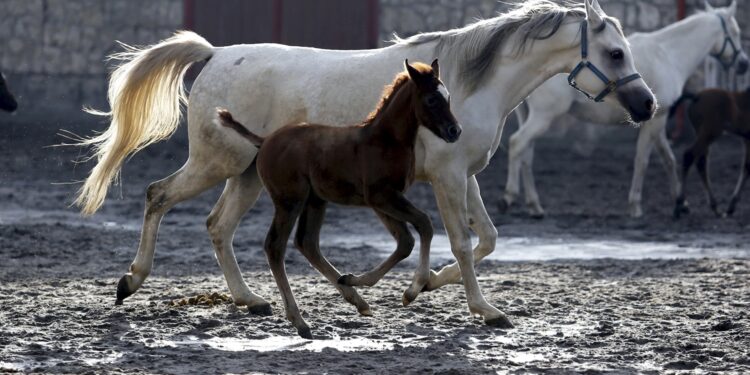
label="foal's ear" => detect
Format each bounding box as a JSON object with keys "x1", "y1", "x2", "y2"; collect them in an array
[
  {"x1": 431, "y1": 59, "x2": 440, "y2": 77},
  {"x1": 704, "y1": 0, "x2": 714, "y2": 12},
  {"x1": 728, "y1": 0, "x2": 737, "y2": 16},
  {"x1": 405, "y1": 59, "x2": 422, "y2": 81}
]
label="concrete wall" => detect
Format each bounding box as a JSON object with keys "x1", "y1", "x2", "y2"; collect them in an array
[{"x1": 0, "y1": 0, "x2": 182, "y2": 112}]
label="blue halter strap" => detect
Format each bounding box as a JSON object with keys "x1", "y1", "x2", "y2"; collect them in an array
[
  {"x1": 711, "y1": 14, "x2": 741, "y2": 71},
  {"x1": 567, "y1": 20, "x2": 642, "y2": 103}
]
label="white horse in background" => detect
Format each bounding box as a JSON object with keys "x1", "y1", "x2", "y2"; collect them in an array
[
  {"x1": 76, "y1": 0, "x2": 654, "y2": 329},
  {"x1": 502, "y1": 0, "x2": 748, "y2": 218}
]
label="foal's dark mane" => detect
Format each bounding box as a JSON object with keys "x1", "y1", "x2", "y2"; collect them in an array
[
  {"x1": 362, "y1": 64, "x2": 434, "y2": 126},
  {"x1": 362, "y1": 73, "x2": 412, "y2": 126}
]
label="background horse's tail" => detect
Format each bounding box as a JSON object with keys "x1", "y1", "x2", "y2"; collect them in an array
[
  {"x1": 214, "y1": 108, "x2": 265, "y2": 147},
  {"x1": 668, "y1": 92, "x2": 698, "y2": 119},
  {"x1": 75, "y1": 31, "x2": 214, "y2": 215}
]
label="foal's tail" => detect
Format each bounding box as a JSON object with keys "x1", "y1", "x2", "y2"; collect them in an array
[
  {"x1": 75, "y1": 31, "x2": 214, "y2": 215},
  {"x1": 668, "y1": 92, "x2": 698, "y2": 119},
  {"x1": 215, "y1": 109, "x2": 265, "y2": 147}
]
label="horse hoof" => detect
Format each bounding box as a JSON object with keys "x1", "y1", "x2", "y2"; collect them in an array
[
  {"x1": 497, "y1": 199, "x2": 510, "y2": 214},
  {"x1": 297, "y1": 325, "x2": 313, "y2": 340},
  {"x1": 116, "y1": 275, "x2": 134, "y2": 303},
  {"x1": 485, "y1": 315, "x2": 514, "y2": 329},
  {"x1": 247, "y1": 303, "x2": 273, "y2": 316},
  {"x1": 529, "y1": 211, "x2": 545, "y2": 220},
  {"x1": 402, "y1": 291, "x2": 417, "y2": 307},
  {"x1": 358, "y1": 308, "x2": 373, "y2": 317},
  {"x1": 337, "y1": 274, "x2": 356, "y2": 286}
]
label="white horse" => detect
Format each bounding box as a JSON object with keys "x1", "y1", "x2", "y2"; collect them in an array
[
  {"x1": 76, "y1": 0, "x2": 654, "y2": 328},
  {"x1": 503, "y1": 0, "x2": 749, "y2": 218}
]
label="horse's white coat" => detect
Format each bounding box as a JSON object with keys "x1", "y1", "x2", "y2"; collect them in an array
[
  {"x1": 112, "y1": 0, "x2": 653, "y2": 322},
  {"x1": 505, "y1": 5, "x2": 747, "y2": 218}
]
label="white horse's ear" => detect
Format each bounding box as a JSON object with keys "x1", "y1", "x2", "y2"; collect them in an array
[
  {"x1": 590, "y1": 0, "x2": 606, "y2": 15},
  {"x1": 704, "y1": 0, "x2": 714, "y2": 12},
  {"x1": 585, "y1": 0, "x2": 605, "y2": 28},
  {"x1": 728, "y1": 0, "x2": 737, "y2": 16}
]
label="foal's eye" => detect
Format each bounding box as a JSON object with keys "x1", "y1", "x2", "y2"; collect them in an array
[
  {"x1": 426, "y1": 96, "x2": 439, "y2": 107},
  {"x1": 610, "y1": 49, "x2": 624, "y2": 61}
]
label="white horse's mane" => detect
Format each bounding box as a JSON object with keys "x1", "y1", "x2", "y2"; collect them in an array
[{"x1": 392, "y1": 0, "x2": 623, "y2": 93}]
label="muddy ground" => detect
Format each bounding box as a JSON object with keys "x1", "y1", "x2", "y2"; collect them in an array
[{"x1": 1, "y1": 110, "x2": 749, "y2": 374}]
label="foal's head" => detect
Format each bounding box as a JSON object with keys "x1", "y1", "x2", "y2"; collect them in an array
[{"x1": 404, "y1": 60, "x2": 461, "y2": 143}]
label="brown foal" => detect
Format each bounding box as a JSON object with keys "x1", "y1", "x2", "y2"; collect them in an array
[
  {"x1": 217, "y1": 60, "x2": 461, "y2": 338},
  {"x1": 673, "y1": 87, "x2": 750, "y2": 218}
]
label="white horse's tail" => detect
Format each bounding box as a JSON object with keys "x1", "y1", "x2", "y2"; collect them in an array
[{"x1": 76, "y1": 31, "x2": 214, "y2": 215}]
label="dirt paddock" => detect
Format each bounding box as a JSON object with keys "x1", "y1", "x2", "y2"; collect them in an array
[{"x1": 1, "y1": 112, "x2": 749, "y2": 373}]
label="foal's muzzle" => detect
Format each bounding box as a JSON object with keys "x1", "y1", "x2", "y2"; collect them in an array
[{"x1": 441, "y1": 124, "x2": 462, "y2": 143}]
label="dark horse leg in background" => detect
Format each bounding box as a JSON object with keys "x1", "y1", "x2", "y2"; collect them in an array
[
  {"x1": 675, "y1": 125, "x2": 722, "y2": 218},
  {"x1": 727, "y1": 138, "x2": 750, "y2": 216},
  {"x1": 0, "y1": 72, "x2": 18, "y2": 112}
]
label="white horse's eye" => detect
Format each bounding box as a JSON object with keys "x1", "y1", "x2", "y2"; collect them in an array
[{"x1": 610, "y1": 49, "x2": 624, "y2": 61}]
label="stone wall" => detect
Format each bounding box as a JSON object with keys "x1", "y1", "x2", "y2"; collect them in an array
[
  {"x1": 379, "y1": 0, "x2": 750, "y2": 51},
  {"x1": 0, "y1": 0, "x2": 182, "y2": 112}
]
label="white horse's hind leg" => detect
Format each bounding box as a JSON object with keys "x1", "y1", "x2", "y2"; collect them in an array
[
  {"x1": 206, "y1": 166, "x2": 272, "y2": 314},
  {"x1": 628, "y1": 117, "x2": 663, "y2": 218},
  {"x1": 116, "y1": 160, "x2": 226, "y2": 304}
]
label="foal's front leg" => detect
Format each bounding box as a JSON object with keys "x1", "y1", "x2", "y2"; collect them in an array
[
  {"x1": 338, "y1": 212, "x2": 415, "y2": 289},
  {"x1": 344, "y1": 189, "x2": 433, "y2": 306}
]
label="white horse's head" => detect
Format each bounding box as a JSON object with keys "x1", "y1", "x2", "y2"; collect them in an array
[
  {"x1": 568, "y1": 0, "x2": 656, "y2": 122},
  {"x1": 706, "y1": 0, "x2": 748, "y2": 74}
]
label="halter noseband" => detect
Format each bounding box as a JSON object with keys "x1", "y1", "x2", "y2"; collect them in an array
[
  {"x1": 711, "y1": 14, "x2": 741, "y2": 71},
  {"x1": 567, "y1": 20, "x2": 642, "y2": 103}
]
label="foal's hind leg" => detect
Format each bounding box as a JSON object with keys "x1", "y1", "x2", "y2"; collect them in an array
[
  {"x1": 338, "y1": 211, "x2": 415, "y2": 288},
  {"x1": 116, "y1": 161, "x2": 226, "y2": 304},
  {"x1": 206, "y1": 166, "x2": 271, "y2": 314},
  {"x1": 265, "y1": 202, "x2": 311, "y2": 338},
  {"x1": 727, "y1": 138, "x2": 750, "y2": 216},
  {"x1": 294, "y1": 197, "x2": 372, "y2": 316}
]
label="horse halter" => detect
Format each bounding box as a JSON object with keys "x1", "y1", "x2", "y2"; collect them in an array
[
  {"x1": 711, "y1": 14, "x2": 741, "y2": 71},
  {"x1": 567, "y1": 20, "x2": 641, "y2": 103}
]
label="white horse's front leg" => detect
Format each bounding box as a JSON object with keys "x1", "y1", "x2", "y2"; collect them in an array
[
  {"x1": 628, "y1": 118, "x2": 661, "y2": 218},
  {"x1": 426, "y1": 176, "x2": 497, "y2": 288},
  {"x1": 428, "y1": 171, "x2": 511, "y2": 327}
]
